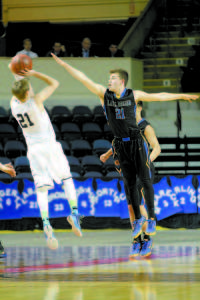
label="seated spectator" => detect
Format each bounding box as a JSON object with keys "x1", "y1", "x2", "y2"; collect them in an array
[
  {"x1": 72, "y1": 37, "x2": 96, "y2": 57},
  {"x1": 16, "y1": 38, "x2": 38, "y2": 58},
  {"x1": 46, "y1": 42, "x2": 68, "y2": 57},
  {"x1": 180, "y1": 45, "x2": 200, "y2": 92},
  {"x1": 104, "y1": 43, "x2": 124, "y2": 57}
]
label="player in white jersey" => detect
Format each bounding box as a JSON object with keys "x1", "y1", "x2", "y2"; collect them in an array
[{"x1": 9, "y1": 67, "x2": 82, "y2": 250}]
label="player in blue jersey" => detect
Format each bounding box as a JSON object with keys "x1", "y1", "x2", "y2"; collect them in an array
[
  {"x1": 100, "y1": 101, "x2": 161, "y2": 257},
  {"x1": 51, "y1": 53, "x2": 198, "y2": 246}
]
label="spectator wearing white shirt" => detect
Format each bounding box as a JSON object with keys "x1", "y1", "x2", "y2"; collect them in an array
[{"x1": 16, "y1": 38, "x2": 38, "y2": 58}]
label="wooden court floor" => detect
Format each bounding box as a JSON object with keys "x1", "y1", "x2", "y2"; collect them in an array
[{"x1": 0, "y1": 229, "x2": 200, "y2": 300}]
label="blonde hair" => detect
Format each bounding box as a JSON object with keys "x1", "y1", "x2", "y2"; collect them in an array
[{"x1": 11, "y1": 79, "x2": 29, "y2": 101}]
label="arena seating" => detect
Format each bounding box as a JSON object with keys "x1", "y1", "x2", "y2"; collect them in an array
[{"x1": 0, "y1": 104, "x2": 199, "y2": 178}]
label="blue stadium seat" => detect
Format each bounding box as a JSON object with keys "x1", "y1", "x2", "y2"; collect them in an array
[
  {"x1": 67, "y1": 155, "x2": 82, "y2": 174},
  {"x1": 82, "y1": 122, "x2": 103, "y2": 142},
  {"x1": 0, "y1": 143, "x2": 4, "y2": 157},
  {"x1": 83, "y1": 171, "x2": 103, "y2": 178},
  {"x1": 0, "y1": 157, "x2": 12, "y2": 171},
  {"x1": 4, "y1": 140, "x2": 26, "y2": 159},
  {"x1": 0, "y1": 173, "x2": 14, "y2": 182},
  {"x1": 61, "y1": 122, "x2": 81, "y2": 141},
  {"x1": 92, "y1": 139, "x2": 112, "y2": 156},
  {"x1": 51, "y1": 105, "x2": 72, "y2": 125},
  {"x1": 81, "y1": 155, "x2": 103, "y2": 173},
  {"x1": 57, "y1": 140, "x2": 71, "y2": 156},
  {"x1": 71, "y1": 140, "x2": 92, "y2": 157},
  {"x1": 105, "y1": 171, "x2": 122, "y2": 178},
  {"x1": 17, "y1": 125, "x2": 25, "y2": 142},
  {"x1": 71, "y1": 172, "x2": 82, "y2": 178},
  {"x1": 16, "y1": 173, "x2": 33, "y2": 180},
  {"x1": 0, "y1": 123, "x2": 17, "y2": 142},
  {"x1": 0, "y1": 156, "x2": 13, "y2": 181},
  {"x1": 14, "y1": 156, "x2": 30, "y2": 173},
  {"x1": 0, "y1": 107, "x2": 9, "y2": 123},
  {"x1": 103, "y1": 123, "x2": 114, "y2": 141},
  {"x1": 52, "y1": 123, "x2": 61, "y2": 140},
  {"x1": 8, "y1": 109, "x2": 19, "y2": 129},
  {"x1": 104, "y1": 156, "x2": 116, "y2": 173},
  {"x1": 93, "y1": 105, "x2": 106, "y2": 127},
  {"x1": 72, "y1": 105, "x2": 93, "y2": 124}
]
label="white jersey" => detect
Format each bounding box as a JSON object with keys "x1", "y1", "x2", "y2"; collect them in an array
[{"x1": 11, "y1": 97, "x2": 56, "y2": 147}]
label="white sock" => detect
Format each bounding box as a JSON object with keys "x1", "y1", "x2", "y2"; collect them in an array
[
  {"x1": 36, "y1": 189, "x2": 49, "y2": 221},
  {"x1": 62, "y1": 178, "x2": 78, "y2": 212}
]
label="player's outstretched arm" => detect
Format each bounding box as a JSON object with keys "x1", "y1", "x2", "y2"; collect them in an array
[
  {"x1": 100, "y1": 148, "x2": 113, "y2": 163},
  {"x1": 0, "y1": 163, "x2": 16, "y2": 177},
  {"x1": 51, "y1": 53, "x2": 106, "y2": 105},
  {"x1": 134, "y1": 91, "x2": 199, "y2": 103},
  {"x1": 144, "y1": 125, "x2": 161, "y2": 162}
]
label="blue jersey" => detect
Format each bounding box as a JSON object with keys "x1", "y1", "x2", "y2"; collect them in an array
[{"x1": 104, "y1": 88, "x2": 139, "y2": 138}]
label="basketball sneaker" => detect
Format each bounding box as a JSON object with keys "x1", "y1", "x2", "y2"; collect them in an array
[
  {"x1": 43, "y1": 220, "x2": 58, "y2": 250},
  {"x1": 140, "y1": 238, "x2": 153, "y2": 257},
  {"x1": 0, "y1": 241, "x2": 6, "y2": 258},
  {"x1": 132, "y1": 216, "x2": 146, "y2": 239},
  {"x1": 67, "y1": 212, "x2": 82, "y2": 237},
  {"x1": 129, "y1": 241, "x2": 141, "y2": 258},
  {"x1": 145, "y1": 219, "x2": 156, "y2": 236}
]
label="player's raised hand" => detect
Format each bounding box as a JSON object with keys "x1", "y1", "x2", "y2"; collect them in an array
[
  {"x1": 1, "y1": 163, "x2": 16, "y2": 177},
  {"x1": 182, "y1": 94, "x2": 199, "y2": 103},
  {"x1": 51, "y1": 53, "x2": 65, "y2": 66}
]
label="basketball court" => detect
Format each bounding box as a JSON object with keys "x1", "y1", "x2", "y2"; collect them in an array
[{"x1": 0, "y1": 228, "x2": 200, "y2": 300}]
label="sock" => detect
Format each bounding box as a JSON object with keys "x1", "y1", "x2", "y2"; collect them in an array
[
  {"x1": 143, "y1": 234, "x2": 150, "y2": 241},
  {"x1": 63, "y1": 178, "x2": 78, "y2": 213},
  {"x1": 72, "y1": 207, "x2": 78, "y2": 214},
  {"x1": 133, "y1": 234, "x2": 142, "y2": 244},
  {"x1": 37, "y1": 189, "x2": 49, "y2": 221}
]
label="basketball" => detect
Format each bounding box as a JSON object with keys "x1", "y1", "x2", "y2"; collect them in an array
[{"x1": 10, "y1": 54, "x2": 33, "y2": 74}]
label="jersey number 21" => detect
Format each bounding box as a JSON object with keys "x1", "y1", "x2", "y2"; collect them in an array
[
  {"x1": 115, "y1": 108, "x2": 125, "y2": 119},
  {"x1": 17, "y1": 113, "x2": 34, "y2": 128}
]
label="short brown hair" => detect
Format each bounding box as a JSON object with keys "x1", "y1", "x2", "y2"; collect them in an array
[
  {"x1": 109, "y1": 69, "x2": 129, "y2": 86},
  {"x1": 11, "y1": 79, "x2": 29, "y2": 101}
]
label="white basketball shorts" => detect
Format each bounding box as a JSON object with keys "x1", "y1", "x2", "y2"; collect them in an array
[{"x1": 27, "y1": 141, "x2": 72, "y2": 189}]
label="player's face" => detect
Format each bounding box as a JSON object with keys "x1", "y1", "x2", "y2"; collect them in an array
[{"x1": 108, "y1": 73, "x2": 123, "y2": 92}]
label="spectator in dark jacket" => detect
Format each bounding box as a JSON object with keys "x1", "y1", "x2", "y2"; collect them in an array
[
  {"x1": 72, "y1": 37, "x2": 97, "y2": 57},
  {"x1": 46, "y1": 42, "x2": 68, "y2": 57},
  {"x1": 104, "y1": 43, "x2": 124, "y2": 57}
]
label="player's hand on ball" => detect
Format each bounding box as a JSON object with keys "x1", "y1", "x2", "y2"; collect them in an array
[{"x1": 19, "y1": 68, "x2": 35, "y2": 77}]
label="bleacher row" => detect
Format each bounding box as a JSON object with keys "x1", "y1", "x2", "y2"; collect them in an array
[
  {"x1": 0, "y1": 105, "x2": 120, "y2": 180},
  {"x1": 0, "y1": 105, "x2": 199, "y2": 178}
]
